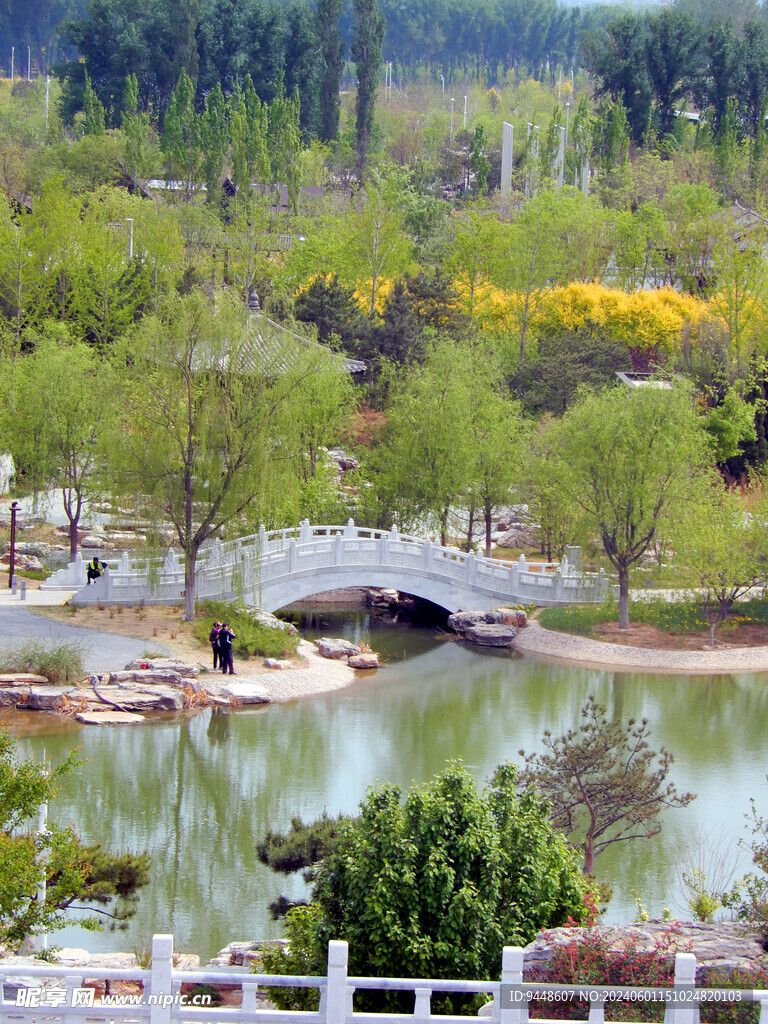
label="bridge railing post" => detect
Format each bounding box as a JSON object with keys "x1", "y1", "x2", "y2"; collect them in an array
[
  {"x1": 299, "y1": 519, "x2": 311, "y2": 544},
  {"x1": 334, "y1": 531, "x2": 343, "y2": 564},
  {"x1": 345, "y1": 518, "x2": 355, "y2": 538},
  {"x1": 287, "y1": 538, "x2": 297, "y2": 573},
  {"x1": 422, "y1": 539, "x2": 432, "y2": 571},
  {"x1": 465, "y1": 550, "x2": 476, "y2": 584}
]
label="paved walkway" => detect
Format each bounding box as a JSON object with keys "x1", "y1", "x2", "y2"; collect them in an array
[
  {"x1": 515, "y1": 621, "x2": 768, "y2": 674},
  {"x1": 0, "y1": 607, "x2": 171, "y2": 674}
]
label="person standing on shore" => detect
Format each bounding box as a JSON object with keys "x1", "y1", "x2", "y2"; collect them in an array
[
  {"x1": 209, "y1": 621, "x2": 221, "y2": 669},
  {"x1": 219, "y1": 622, "x2": 236, "y2": 675}
]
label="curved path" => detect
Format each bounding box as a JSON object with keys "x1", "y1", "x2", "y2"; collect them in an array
[
  {"x1": 515, "y1": 620, "x2": 768, "y2": 674},
  {"x1": 0, "y1": 608, "x2": 171, "y2": 674}
]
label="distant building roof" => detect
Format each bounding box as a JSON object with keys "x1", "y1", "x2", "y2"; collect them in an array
[{"x1": 615, "y1": 372, "x2": 673, "y2": 389}]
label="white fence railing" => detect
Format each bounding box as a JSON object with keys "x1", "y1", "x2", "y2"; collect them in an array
[
  {"x1": 3, "y1": 934, "x2": 767, "y2": 1024},
  {"x1": 41, "y1": 521, "x2": 609, "y2": 609}
]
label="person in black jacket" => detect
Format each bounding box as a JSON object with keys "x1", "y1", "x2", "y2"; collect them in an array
[
  {"x1": 218, "y1": 622, "x2": 236, "y2": 675},
  {"x1": 209, "y1": 621, "x2": 221, "y2": 669}
]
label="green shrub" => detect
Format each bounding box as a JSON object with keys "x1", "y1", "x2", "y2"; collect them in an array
[
  {"x1": 193, "y1": 602, "x2": 299, "y2": 660},
  {"x1": 0, "y1": 639, "x2": 84, "y2": 683}
]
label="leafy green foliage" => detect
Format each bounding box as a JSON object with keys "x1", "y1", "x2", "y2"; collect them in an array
[
  {"x1": 0, "y1": 731, "x2": 149, "y2": 948},
  {"x1": 539, "y1": 596, "x2": 768, "y2": 636},
  {"x1": 260, "y1": 763, "x2": 594, "y2": 1010},
  {"x1": 257, "y1": 811, "x2": 351, "y2": 875}
]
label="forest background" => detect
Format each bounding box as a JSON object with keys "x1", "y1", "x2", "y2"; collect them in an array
[{"x1": 2, "y1": 0, "x2": 768, "y2": 587}]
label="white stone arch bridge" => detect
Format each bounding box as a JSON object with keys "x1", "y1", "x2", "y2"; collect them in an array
[{"x1": 42, "y1": 520, "x2": 608, "y2": 612}]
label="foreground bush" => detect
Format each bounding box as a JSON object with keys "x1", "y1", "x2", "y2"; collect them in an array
[
  {"x1": 260, "y1": 763, "x2": 596, "y2": 1012},
  {"x1": 0, "y1": 639, "x2": 84, "y2": 683}
]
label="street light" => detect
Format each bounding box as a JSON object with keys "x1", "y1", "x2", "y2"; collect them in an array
[
  {"x1": 126, "y1": 217, "x2": 134, "y2": 260},
  {"x1": 565, "y1": 101, "x2": 570, "y2": 148},
  {"x1": 450, "y1": 97, "x2": 455, "y2": 141},
  {"x1": 440, "y1": 74, "x2": 445, "y2": 94},
  {"x1": 8, "y1": 500, "x2": 19, "y2": 588},
  {"x1": 463, "y1": 95, "x2": 467, "y2": 129}
]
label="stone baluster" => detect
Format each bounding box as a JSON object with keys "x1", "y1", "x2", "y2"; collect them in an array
[
  {"x1": 380, "y1": 531, "x2": 388, "y2": 564},
  {"x1": 465, "y1": 550, "x2": 476, "y2": 584},
  {"x1": 500, "y1": 946, "x2": 527, "y2": 1024},
  {"x1": 334, "y1": 531, "x2": 343, "y2": 564},
  {"x1": 345, "y1": 518, "x2": 355, "y2": 538},
  {"x1": 119, "y1": 551, "x2": 131, "y2": 575},
  {"x1": 287, "y1": 537, "x2": 297, "y2": 573},
  {"x1": 422, "y1": 538, "x2": 432, "y2": 571},
  {"x1": 258, "y1": 524, "x2": 267, "y2": 552},
  {"x1": 299, "y1": 519, "x2": 311, "y2": 544},
  {"x1": 414, "y1": 988, "x2": 432, "y2": 1019}
]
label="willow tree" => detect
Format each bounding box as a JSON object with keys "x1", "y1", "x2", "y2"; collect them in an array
[{"x1": 112, "y1": 289, "x2": 349, "y2": 619}]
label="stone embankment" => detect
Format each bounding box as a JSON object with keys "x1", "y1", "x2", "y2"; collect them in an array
[
  {"x1": 525, "y1": 921, "x2": 767, "y2": 980},
  {"x1": 448, "y1": 608, "x2": 528, "y2": 648},
  {"x1": 313, "y1": 637, "x2": 379, "y2": 669}
]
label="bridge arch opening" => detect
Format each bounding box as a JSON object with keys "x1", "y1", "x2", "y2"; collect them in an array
[{"x1": 274, "y1": 587, "x2": 449, "y2": 629}]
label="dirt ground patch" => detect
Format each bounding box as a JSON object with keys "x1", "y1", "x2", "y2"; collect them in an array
[
  {"x1": 593, "y1": 620, "x2": 768, "y2": 650},
  {"x1": 35, "y1": 604, "x2": 222, "y2": 666}
]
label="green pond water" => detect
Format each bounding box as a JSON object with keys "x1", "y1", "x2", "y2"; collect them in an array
[{"x1": 6, "y1": 606, "x2": 768, "y2": 962}]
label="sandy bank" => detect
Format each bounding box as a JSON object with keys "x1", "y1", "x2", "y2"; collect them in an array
[{"x1": 515, "y1": 620, "x2": 768, "y2": 674}]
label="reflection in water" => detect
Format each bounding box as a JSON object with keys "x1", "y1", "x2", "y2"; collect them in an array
[{"x1": 7, "y1": 609, "x2": 768, "y2": 961}]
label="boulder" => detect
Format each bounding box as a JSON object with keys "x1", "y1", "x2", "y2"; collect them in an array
[
  {"x1": 219, "y1": 681, "x2": 271, "y2": 704},
  {"x1": 462, "y1": 624, "x2": 517, "y2": 647},
  {"x1": 109, "y1": 669, "x2": 185, "y2": 688},
  {"x1": 447, "y1": 611, "x2": 486, "y2": 632},
  {"x1": 3, "y1": 541, "x2": 51, "y2": 557},
  {"x1": 264, "y1": 658, "x2": 292, "y2": 670},
  {"x1": 348, "y1": 653, "x2": 379, "y2": 669},
  {"x1": 498, "y1": 609, "x2": 527, "y2": 627},
  {"x1": 76, "y1": 711, "x2": 146, "y2": 725},
  {"x1": 80, "y1": 534, "x2": 107, "y2": 548},
  {"x1": 27, "y1": 686, "x2": 80, "y2": 710},
  {"x1": 0, "y1": 673, "x2": 49, "y2": 686},
  {"x1": 496, "y1": 526, "x2": 540, "y2": 548},
  {"x1": 366, "y1": 587, "x2": 399, "y2": 608},
  {"x1": 124, "y1": 658, "x2": 200, "y2": 678},
  {"x1": 99, "y1": 683, "x2": 184, "y2": 712},
  {"x1": 0, "y1": 689, "x2": 23, "y2": 707},
  {"x1": 314, "y1": 637, "x2": 361, "y2": 660},
  {"x1": 0, "y1": 553, "x2": 44, "y2": 571},
  {"x1": 244, "y1": 609, "x2": 300, "y2": 635}
]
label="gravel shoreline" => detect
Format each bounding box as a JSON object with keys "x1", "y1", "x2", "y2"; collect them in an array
[
  {"x1": 515, "y1": 620, "x2": 768, "y2": 674},
  {"x1": 219, "y1": 639, "x2": 358, "y2": 703}
]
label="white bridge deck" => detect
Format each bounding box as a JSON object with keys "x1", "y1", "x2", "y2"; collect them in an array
[{"x1": 42, "y1": 521, "x2": 608, "y2": 612}]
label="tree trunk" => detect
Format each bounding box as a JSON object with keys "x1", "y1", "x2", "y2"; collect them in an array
[
  {"x1": 618, "y1": 565, "x2": 630, "y2": 629},
  {"x1": 484, "y1": 502, "x2": 493, "y2": 558},
  {"x1": 583, "y1": 838, "x2": 595, "y2": 875},
  {"x1": 184, "y1": 548, "x2": 196, "y2": 621},
  {"x1": 466, "y1": 507, "x2": 474, "y2": 552},
  {"x1": 440, "y1": 507, "x2": 449, "y2": 548}
]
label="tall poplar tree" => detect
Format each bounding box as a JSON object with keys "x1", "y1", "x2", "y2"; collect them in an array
[
  {"x1": 317, "y1": 0, "x2": 344, "y2": 142},
  {"x1": 351, "y1": 0, "x2": 385, "y2": 174}
]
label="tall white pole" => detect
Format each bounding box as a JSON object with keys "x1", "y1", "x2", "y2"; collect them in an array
[
  {"x1": 126, "y1": 218, "x2": 134, "y2": 260},
  {"x1": 565, "y1": 101, "x2": 570, "y2": 149},
  {"x1": 27, "y1": 46, "x2": 31, "y2": 81},
  {"x1": 463, "y1": 95, "x2": 467, "y2": 129},
  {"x1": 450, "y1": 97, "x2": 455, "y2": 141},
  {"x1": 10, "y1": 47, "x2": 14, "y2": 83},
  {"x1": 558, "y1": 66, "x2": 562, "y2": 103},
  {"x1": 33, "y1": 759, "x2": 49, "y2": 955},
  {"x1": 440, "y1": 74, "x2": 444, "y2": 94},
  {"x1": 45, "y1": 75, "x2": 49, "y2": 131}
]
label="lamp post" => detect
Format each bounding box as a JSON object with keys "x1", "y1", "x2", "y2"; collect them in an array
[
  {"x1": 10, "y1": 46, "x2": 13, "y2": 83},
  {"x1": 463, "y1": 95, "x2": 467, "y2": 129},
  {"x1": 9, "y1": 500, "x2": 19, "y2": 588},
  {"x1": 126, "y1": 217, "x2": 134, "y2": 260},
  {"x1": 440, "y1": 74, "x2": 444, "y2": 94},
  {"x1": 450, "y1": 97, "x2": 455, "y2": 141},
  {"x1": 27, "y1": 46, "x2": 31, "y2": 81},
  {"x1": 565, "y1": 101, "x2": 570, "y2": 149}
]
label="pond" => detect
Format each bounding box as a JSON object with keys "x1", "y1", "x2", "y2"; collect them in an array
[{"x1": 6, "y1": 606, "x2": 767, "y2": 962}]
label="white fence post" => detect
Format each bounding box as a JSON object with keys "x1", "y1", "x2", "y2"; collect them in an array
[
  {"x1": 149, "y1": 934, "x2": 174, "y2": 1024},
  {"x1": 334, "y1": 532, "x2": 343, "y2": 565},
  {"x1": 465, "y1": 550, "x2": 476, "y2": 584},
  {"x1": 759, "y1": 999, "x2": 768, "y2": 1024},
  {"x1": 287, "y1": 538, "x2": 297, "y2": 573},
  {"x1": 666, "y1": 952, "x2": 698, "y2": 1024},
  {"x1": 500, "y1": 946, "x2": 527, "y2": 1024},
  {"x1": 414, "y1": 987, "x2": 431, "y2": 1019},
  {"x1": 422, "y1": 539, "x2": 432, "y2": 571},
  {"x1": 345, "y1": 519, "x2": 355, "y2": 538},
  {"x1": 325, "y1": 940, "x2": 349, "y2": 1024}
]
